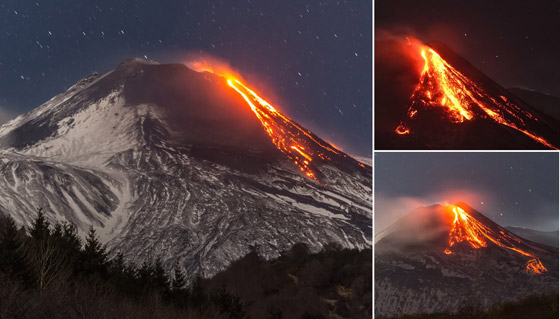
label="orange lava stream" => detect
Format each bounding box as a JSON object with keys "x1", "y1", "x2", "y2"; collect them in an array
[
  {"x1": 396, "y1": 48, "x2": 558, "y2": 149},
  {"x1": 445, "y1": 206, "x2": 547, "y2": 275},
  {"x1": 188, "y1": 61, "x2": 354, "y2": 183},
  {"x1": 525, "y1": 258, "x2": 547, "y2": 275},
  {"x1": 226, "y1": 78, "x2": 343, "y2": 183}
]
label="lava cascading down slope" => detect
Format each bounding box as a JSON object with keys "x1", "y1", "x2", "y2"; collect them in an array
[
  {"x1": 226, "y1": 79, "x2": 342, "y2": 183},
  {"x1": 444, "y1": 206, "x2": 547, "y2": 275},
  {"x1": 187, "y1": 61, "x2": 352, "y2": 184},
  {"x1": 395, "y1": 46, "x2": 558, "y2": 149}
]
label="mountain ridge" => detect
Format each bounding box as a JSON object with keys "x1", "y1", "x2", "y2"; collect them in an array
[
  {"x1": 505, "y1": 226, "x2": 559, "y2": 248},
  {"x1": 375, "y1": 203, "x2": 558, "y2": 316},
  {"x1": 377, "y1": 40, "x2": 560, "y2": 149},
  {"x1": 0, "y1": 59, "x2": 372, "y2": 280}
]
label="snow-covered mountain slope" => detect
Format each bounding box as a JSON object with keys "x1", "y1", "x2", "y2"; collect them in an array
[
  {"x1": 0, "y1": 59, "x2": 372, "y2": 279},
  {"x1": 375, "y1": 203, "x2": 558, "y2": 316}
]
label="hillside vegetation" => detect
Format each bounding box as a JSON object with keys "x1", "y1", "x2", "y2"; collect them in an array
[{"x1": 0, "y1": 211, "x2": 371, "y2": 319}]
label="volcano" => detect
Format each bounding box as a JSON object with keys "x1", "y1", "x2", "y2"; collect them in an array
[
  {"x1": 377, "y1": 41, "x2": 560, "y2": 150},
  {"x1": 0, "y1": 59, "x2": 371, "y2": 279},
  {"x1": 375, "y1": 203, "x2": 558, "y2": 316}
]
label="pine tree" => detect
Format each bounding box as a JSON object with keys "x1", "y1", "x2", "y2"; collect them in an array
[
  {"x1": 108, "y1": 251, "x2": 137, "y2": 295},
  {"x1": 29, "y1": 208, "x2": 50, "y2": 240},
  {"x1": 110, "y1": 251, "x2": 126, "y2": 274},
  {"x1": 168, "y1": 261, "x2": 190, "y2": 306},
  {"x1": 26, "y1": 209, "x2": 70, "y2": 290},
  {"x1": 46, "y1": 221, "x2": 82, "y2": 275},
  {"x1": 0, "y1": 214, "x2": 28, "y2": 280},
  {"x1": 137, "y1": 260, "x2": 155, "y2": 295},
  {"x1": 171, "y1": 261, "x2": 187, "y2": 290},
  {"x1": 61, "y1": 222, "x2": 82, "y2": 260},
  {"x1": 79, "y1": 226, "x2": 108, "y2": 276},
  {"x1": 51, "y1": 223, "x2": 63, "y2": 238},
  {"x1": 153, "y1": 256, "x2": 169, "y2": 290}
]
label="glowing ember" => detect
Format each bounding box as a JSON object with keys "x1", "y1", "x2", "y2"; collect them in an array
[
  {"x1": 396, "y1": 45, "x2": 558, "y2": 149},
  {"x1": 445, "y1": 206, "x2": 547, "y2": 275},
  {"x1": 395, "y1": 124, "x2": 410, "y2": 135},
  {"x1": 525, "y1": 258, "x2": 547, "y2": 275},
  {"x1": 188, "y1": 63, "x2": 348, "y2": 184}
]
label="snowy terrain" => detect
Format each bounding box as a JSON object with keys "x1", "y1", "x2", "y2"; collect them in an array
[
  {"x1": 375, "y1": 204, "x2": 558, "y2": 316},
  {"x1": 0, "y1": 59, "x2": 372, "y2": 280}
]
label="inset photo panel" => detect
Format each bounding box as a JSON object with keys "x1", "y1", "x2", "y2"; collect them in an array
[
  {"x1": 374, "y1": 152, "x2": 559, "y2": 317},
  {"x1": 375, "y1": 1, "x2": 560, "y2": 150}
]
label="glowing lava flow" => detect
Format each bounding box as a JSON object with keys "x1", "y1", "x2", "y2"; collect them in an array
[
  {"x1": 395, "y1": 124, "x2": 410, "y2": 135},
  {"x1": 444, "y1": 206, "x2": 547, "y2": 275},
  {"x1": 225, "y1": 79, "x2": 341, "y2": 183},
  {"x1": 396, "y1": 46, "x2": 558, "y2": 149},
  {"x1": 188, "y1": 62, "x2": 348, "y2": 184},
  {"x1": 526, "y1": 258, "x2": 547, "y2": 275}
]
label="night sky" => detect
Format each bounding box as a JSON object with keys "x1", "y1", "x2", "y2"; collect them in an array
[
  {"x1": 376, "y1": 0, "x2": 560, "y2": 96},
  {"x1": 375, "y1": 152, "x2": 559, "y2": 232},
  {"x1": 0, "y1": 1, "x2": 371, "y2": 156}
]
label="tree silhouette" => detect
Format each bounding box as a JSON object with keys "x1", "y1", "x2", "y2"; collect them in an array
[
  {"x1": 29, "y1": 208, "x2": 49, "y2": 240},
  {"x1": 153, "y1": 256, "x2": 169, "y2": 291},
  {"x1": 171, "y1": 261, "x2": 187, "y2": 290},
  {"x1": 0, "y1": 214, "x2": 28, "y2": 281},
  {"x1": 79, "y1": 226, "x2": 108, "y2": 277},
  {"x1": 25, "y1": 210, "x2": 71, "y2": 291}
]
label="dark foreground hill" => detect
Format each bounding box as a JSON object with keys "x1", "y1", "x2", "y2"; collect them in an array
[
  {"x1": 0, "y1": 212, "x2": 371, "y2": 319},
  {"x1": 376, "y1": 293, "x2": 558, "y2": 319}
]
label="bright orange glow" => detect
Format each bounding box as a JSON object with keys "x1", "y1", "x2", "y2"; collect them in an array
[
  {"x1": 395, "y1": 123, "x2": 410, "y2": 135},
  {"x1": 408, "y1": 109, "x2": 417, "y2": 118},
  {"x1": 444, "y1": 205, "x2": 547, "y2": 275},
  {"x1": 525, "y1": 258, "x2": 547, "y2": 274},
  {"x1": 290, "y1": 145, "x2": 312, "y2": 161},
  {"x1": 226, "y1": 78, "x2": 325, "y2": 183},
  {"x1": 187, "y1": 63, "x2": 351, "y2": 184},
  {"x1": 397, "y1": 45, "x2": 558, "y2": 149}
]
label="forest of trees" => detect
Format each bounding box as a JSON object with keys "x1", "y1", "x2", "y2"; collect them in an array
[{"x1": 0, "y1": 210, "x2": 372, "y2": 319}]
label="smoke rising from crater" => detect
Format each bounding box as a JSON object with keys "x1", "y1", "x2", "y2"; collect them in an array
[{"x1": 375, "y1": 152, "x2": 559, "y2": 232}]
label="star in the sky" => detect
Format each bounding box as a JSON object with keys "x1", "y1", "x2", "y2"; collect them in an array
[{"x1": 0, "y1": 1, "x2": 371, "y2": 155}]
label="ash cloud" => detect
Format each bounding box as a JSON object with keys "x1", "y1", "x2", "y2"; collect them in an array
[
  {"x1": 374, "y1": 195, "x2": 429, "y2": 236},
  {"x1": 375, "y1": 153, "x2": 559, "y2": 233}
]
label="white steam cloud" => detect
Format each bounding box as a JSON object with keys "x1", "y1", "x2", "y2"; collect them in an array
[{"x1": 375, "y1": 189, "x2": 488, "y2": 234}]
